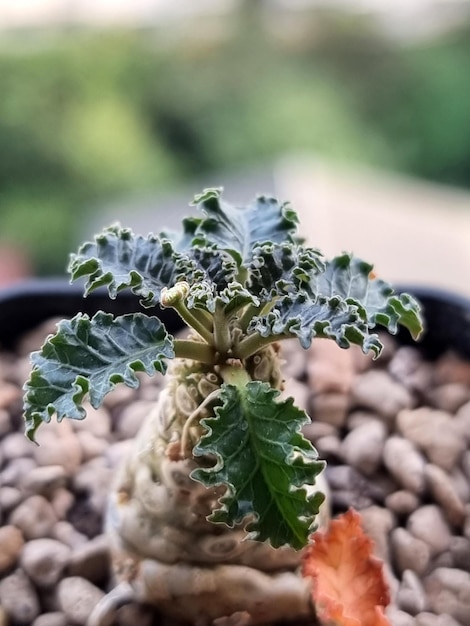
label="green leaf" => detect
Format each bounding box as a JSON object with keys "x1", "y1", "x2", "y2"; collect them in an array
[
  {"x1": 251, "y1": 293, "x2": 383, "y2": 355},
  {"x1": 69, "y1": 225, "x2": 198, "y2": 307},
  {"x1": 249, "y1": 254, "x2": 423, "y2": 355},
  {"x1": 192, "y1": 381, "x2": 325, "y2": 549},
  {"x1": 186, "y1": 281, "x2": 259, "y2": 315},
  {"x1": 312, "y1": 254, "x2": 423, "y2": 339},
  {"x1": 248, "y1": 242, "x2": 325, "y2": 300},
  {"x1": 191, "y1": 188, "x2": 299, "y2": 265},
  {"x1": 23, "y1": 312, "x2": 174, "y2": 442}
]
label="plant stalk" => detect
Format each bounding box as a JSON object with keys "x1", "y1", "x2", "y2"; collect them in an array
[
  {"x1": 161, "y1": 283, "x2": 214, "y2": 345},
  {"x1": 173, "y1": 339, "x2": 216, "y2": 364},
  {"x1": 235, "y1": 331, "x2": 293, "y2": 361}
]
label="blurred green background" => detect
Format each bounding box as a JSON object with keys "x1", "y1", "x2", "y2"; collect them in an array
[{"x1": 1, "y1": 4, "x2": 470, "y2": 276}]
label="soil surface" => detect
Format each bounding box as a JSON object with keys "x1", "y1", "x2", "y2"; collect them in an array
[{"x1": 1, "y1": 319, "x2": 470, "y2": 626}]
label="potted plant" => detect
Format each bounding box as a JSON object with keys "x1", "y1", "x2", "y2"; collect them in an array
[{"x1": 22, "y1": 188, "x2": 423, "y2": 626}]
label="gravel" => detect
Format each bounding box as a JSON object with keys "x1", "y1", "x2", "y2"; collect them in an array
[{"x1": 0, "y1": 325, "x2": 470, "y2": 625}]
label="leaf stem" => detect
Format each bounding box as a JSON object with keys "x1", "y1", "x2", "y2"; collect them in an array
[
  {"x1": 213, "y1": 302, "x2": 231, "y2": 357},
  {"x1": 173, "y1": 339, "x2": 216, "y2": 364},
  {"x1": 161, "y1": 283, "x2": 214, "y2": 344},
  {"x1": 236, "y1": 299, "x2": 278, "y2": 333},
  {"x1": 236, "y1": 302, "x2": 263, "y2": 332},
  {"x1": 235, "y1": 331, "x2": 293, "y2": 361}
]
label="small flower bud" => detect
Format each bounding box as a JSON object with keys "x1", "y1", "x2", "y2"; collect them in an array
[{"x1": 160, "y1": 282, "x2": 190, "y2": 307}]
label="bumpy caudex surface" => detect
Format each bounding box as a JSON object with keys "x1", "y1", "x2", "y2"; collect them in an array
[{"x1": 23, "y1": 189, "x2": 423, "y2": 625}]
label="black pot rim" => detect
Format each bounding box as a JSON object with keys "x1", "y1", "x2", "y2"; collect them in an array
[{"x1": 0, "y1": 278, "x2": 469, "y2": 358}]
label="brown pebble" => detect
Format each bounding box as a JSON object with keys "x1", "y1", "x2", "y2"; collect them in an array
[
  {"x1": 309, "y1": 392, "x2": 350, "y2": 428},
  {"x1": 32, "y1": 612, "x2": 68, "y2": 626},
  {"x1": 397, "y1": 408, "x2": 464, "y2": 472},
  {"x1": 352, "y1": 370, "x2": 413, "y2": 424},
  {"x1": 1, "y1": 432, "x2": 35, "y2": 460},
  {"x1": 424, "y1": 463, "x2": 465, "y2": 527},
  {"x1": 68, "y1": 534, "x2": 109, "y2": 585},
  {"x1": 282, "y1": 378, "x2": 310, "y2": 411},
  {"x1": 0, "y1": 526, "x2": 24, "y2": 574},
  {"x1": 71, "y1": 403, "x2": 111, "y2": 438},
  {"x1": 407, "y1": 505, "x2": 452, "y2": 556},
  {"x1": 433, "y1": 352, "x2": 470, "y2": 385},
  {"x1": 58, "y1": 577, "x2": 105, "y2": 625},
  {"x1": 340, "y1": 420, "x2": 387, "y2": 476},
  {"x1": 385, "y1": 606, "x2": 415, "y2": 626},
  {"x1": 383, "y1": 436, "x2": 426, "y2": 494},
  {"x1": 0, "y1": 568, "x2": 40, "y2": 623},
  {"x1": 454, "y1": 400, "x2": 470, "y2": 445},
  {"x1": 302, "y1": 421, "x2": 337, "y2": 442},
  {"x1": 391, "y1": 527, "x2": 431, "y2": 576},
  {"x1": 0, "y1": 408, "x2": 11, "y2": 437},
  {"x1": 52, "y1": 521, "x2": 88, "y2": 549},
  {"x1": 424, "y1": 567, "x2": 470, "y2": 625},
  {"x1": 279, "y1": 338, "x2": 308, "y2": 381},
  {"x1": 51, "y1": 488, "x2": 75, "y2": 520},
  {"x1": 359, "y1": 506, "x2": 395, "y2": 562},
  {"x1": 0, "y1": 382, "x2": 21, "y2": 410},
  {"x1": 21, "y1": 464, "x2": 67, "y2": 496},
  {"x1": 1, "y1": 457, "x2": 37, "y2": 487},
  {"x1": 20, "y1": 538, "x2": 71, "y2": 587},
  {"x1": 416, "y1": 612, "x2": 462, "y2": 626},
  {"x1": 33, "y1": 430, "x2": 82, "y2": 476},
  {"x1": 0, "y1": 486, "x2": 23, "y2": 515},
  {"x1": 386, "y1": 490, "x2": 420, "y2": 517},
  {"x1": 9, "y1": 495, "x2": 58, "y2": 540},
  {"x1": 427, "y1": 383, "x2": 469, "y2": 413},
  {"x1": 307, "y1": 339, "x2": 355, "y2": 395},
  {"x1": 76, "y1": 431, "x2": 108, "y2": 461},
  {"x1": 397, "y1": 569, "x2": 428, "y2": 615},
  {"x1": 449, "y1": 536, "x2": 470, "y2": 572}
]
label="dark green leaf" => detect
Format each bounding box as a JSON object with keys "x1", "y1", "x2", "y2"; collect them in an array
[
  {"x1": 191, "y1": 188, "x2": 299, "y2": 265},
  {"x1": 189, "y1": 247, "x2": 238, "y2": 291},
  {"x1": 312, "y1": 254, "x2": 423, "y2": 339},
  {"x1": 23, "y1": 312, "x2": 174, "y2": 442},
  {"x1": 251, "y1": 293, "x2": 383, "y2": 355},
  {"x1": 249, "y1": 242, "x2": 325, "y2": 300},
  {"x1": 192, "y1": 381, "x2": 325, "y2": 549},
  {"x1": 186, "y1": 281, "x2": 259, "y2": 315},
  {"x1": 69, "y1": 225, "x2": 199, "y2": 307}
]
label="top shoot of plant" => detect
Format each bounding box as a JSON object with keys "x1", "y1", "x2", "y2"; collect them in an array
[{"x1": 23, "y1": 188, "x2": 423, "y2": 549}]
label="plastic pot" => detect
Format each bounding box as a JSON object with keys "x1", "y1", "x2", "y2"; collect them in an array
[{"x1": 0, "y1": 279, "x2": 469, "y2": 358}]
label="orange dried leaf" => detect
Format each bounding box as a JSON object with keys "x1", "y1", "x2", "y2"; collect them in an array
[{"x1": 302, "y1": 509, "x2": 391, "y2": 626}]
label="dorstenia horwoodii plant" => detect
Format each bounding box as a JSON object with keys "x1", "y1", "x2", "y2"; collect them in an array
[{"x1": 23, "y1": 188, "x2": 423, "y2": 552}]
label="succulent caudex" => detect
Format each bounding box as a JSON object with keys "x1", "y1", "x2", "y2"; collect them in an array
[{"x1": 23, "y1": 189, "x2": 423, "y2": 625}]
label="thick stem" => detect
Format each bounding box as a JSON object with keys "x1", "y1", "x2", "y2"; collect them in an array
[
  {"x1": 213, "y1": 302, "x2": 231, "y2": 357},
  {"x1": 173, "y1": 339, "x2": 216, "y2": 364},
  {"x1": 218, "y1": 363, "x2": 252, "y2": 387}
]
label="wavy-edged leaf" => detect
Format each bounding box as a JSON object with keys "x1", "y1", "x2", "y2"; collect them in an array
[
  {"x1": 250, "y1": 293, "x2": 383, "y2": 355},
  {"x1": 313, "y1": 254, "x2": 423, "y2": 339},
  {"x1": 69, "y1": 225, "x2": 199, "y2": 307},
  {"x1": 192, "y1": 381, "x2": 325, "y2": 549},
  {"x1": 23, "y1": 312, "x2": 174, "y2": 442},
  {"x1": 191, "y1": 188, "x2": 299, "y2": 265},
  {"x1": 249, "y1": 242, "x2": 325, "y2": 300},
  {"x1": 190, "y1": 247, "x2": 238, "y2": 291},
  {"x1": 186, "y1": 281, "x2": 259, "y2": 315},
  {"x1": 302, "y1": 509, "x2": 391, "y2": 626}
]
